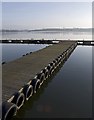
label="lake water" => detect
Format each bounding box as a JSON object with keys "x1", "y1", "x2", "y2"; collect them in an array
[
  {"x1": 2, "y1": 31, "x2": 92, "y2": 118},
  {"x1": 2, "y1": 31, "x2": 92, "y2": 40},
  {"x1": 1, "y1": 30, "x2": 92, "y2": 63},
  {"x1": 12, "y1": 45, "x2": 92, "y2": 119},
  {"x1": 2, "y1": 44, "x2": 49, "y2": 63}
]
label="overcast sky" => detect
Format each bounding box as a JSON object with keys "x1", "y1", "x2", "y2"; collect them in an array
[{"x1": 2, "y1": 2, "x2": 92, "y2": 30}]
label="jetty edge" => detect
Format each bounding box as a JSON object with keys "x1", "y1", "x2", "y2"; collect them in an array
[
  {"x1": 1, "y1": 39, "x2": 94, "y2": 46},
  {"x1": 2, "y1": 41, "x2": 77, "y2": 120}
]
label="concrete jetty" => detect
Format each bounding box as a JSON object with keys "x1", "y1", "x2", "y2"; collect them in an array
[
  {"x1": 2, "y1": 41, "x2": 77, "y2": 120},
  {"x1": 1, "y1": 40, "x2": 94, "y2": 46}
]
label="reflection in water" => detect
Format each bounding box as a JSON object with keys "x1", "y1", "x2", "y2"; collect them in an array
[
  {"x1": 13, "y1": 46, "x2": 92, "y2": 119},
  {"x1": 12, "y1": 62, "x2": 66, "y2": 119}
]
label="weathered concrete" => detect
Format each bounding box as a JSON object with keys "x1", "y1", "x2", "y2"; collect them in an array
[{"x1": 2, "y1": 41, "x2": 77, "y2": 102}]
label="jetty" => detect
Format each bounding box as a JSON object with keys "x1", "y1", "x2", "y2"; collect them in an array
[
  {"x1": 2, "y1": 41, "x2": 77, "y2": 120},
  {"x1": 77, "y1": 40, "x2": 94, "y2": 46},
  {"x1": 1, "y1": 39, "x2": 94, "y2": 46}
]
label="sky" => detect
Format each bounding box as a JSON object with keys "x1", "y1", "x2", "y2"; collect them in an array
[
  {"x1": 2, "y1": 2, "x2": 92, "y2": 30},
  {"x1": 1, "y1": 0, "x2": 94, "y2": 2}
]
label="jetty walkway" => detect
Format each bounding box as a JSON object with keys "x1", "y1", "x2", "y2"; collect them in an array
[
  {"x1": 1, "y1": 39, "x2": 94, "y2": 46},
  {"x1": 2, "y1": 41, "x2": 77, "y2": 120}
]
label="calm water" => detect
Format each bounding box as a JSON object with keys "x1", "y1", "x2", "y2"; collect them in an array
[
  {"x1": 2, "y1": 31, "x2": 92, "y2": 40},
  {"x1": 2, "y1": 44, "x2": 49, "y2": 63},
  {"x1": 2, "y1": 31, "x2": 92, "y2": 118},
  {"x1": 1, "y1": 31, "x2": 92, "y2": 63},
  {"x1": 13, "y1": 46, "x2": 92, "y2": 119}
]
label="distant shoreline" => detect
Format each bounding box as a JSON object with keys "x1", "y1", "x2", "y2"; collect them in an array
[{"x1": 1, "y1": 28, "x2": 92, "y2": 33}]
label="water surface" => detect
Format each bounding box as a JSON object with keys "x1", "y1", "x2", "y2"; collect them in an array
[
  {"x1": 2, "y1": 44, "x2": 49, "y2": 63},
  {"x1": 2, "y1": 31, "x2": 92, "y2": 40},
  {"x1": 13, "y1": 46, "x2": 92, "y2": 118}
]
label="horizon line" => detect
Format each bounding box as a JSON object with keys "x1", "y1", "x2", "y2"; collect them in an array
[{"x1": 1, "y1": 27, "x2": 93, "y2": 31}]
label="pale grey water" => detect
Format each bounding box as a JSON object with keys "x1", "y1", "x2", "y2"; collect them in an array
[
  {"x1": 1, "y1": 31, "x2": 92, "y2": 63},
  {"x1": 12, "y1": 46, "x2": 92, "y2": 119},
  {"x1": 2, "y1": 31, "x2": 92, "y2": 40}
]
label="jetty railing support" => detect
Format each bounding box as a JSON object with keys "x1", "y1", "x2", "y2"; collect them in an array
[{"x1": 2, "y1": 42, "x2": 77, "y2": 120}]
